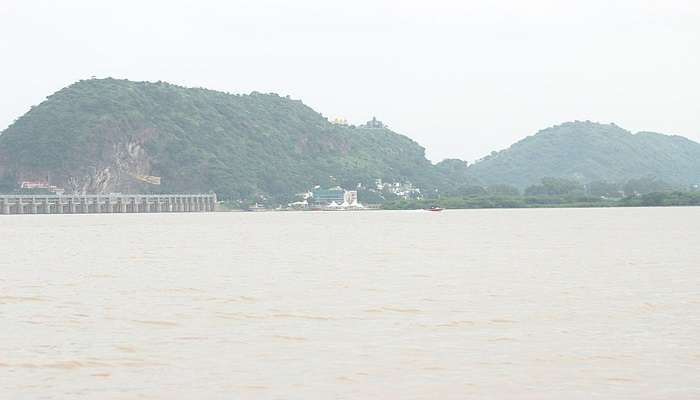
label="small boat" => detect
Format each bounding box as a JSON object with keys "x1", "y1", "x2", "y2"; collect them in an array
[{"x1": 425, "y1": 206, "x2": 444, "y2": 212}]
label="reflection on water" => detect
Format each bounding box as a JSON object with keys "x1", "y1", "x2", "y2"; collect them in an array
[{"x1": 1, "y1": 208, "x2": 699, "y2": 399}]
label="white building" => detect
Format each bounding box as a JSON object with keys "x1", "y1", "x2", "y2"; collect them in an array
[{"x1": 344, "y1": 190, "x2": 358, "y2": 205}]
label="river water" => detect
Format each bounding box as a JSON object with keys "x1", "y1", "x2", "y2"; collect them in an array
[{"x1": 1, "y1": 208, "x2": 699, "y2": 399}]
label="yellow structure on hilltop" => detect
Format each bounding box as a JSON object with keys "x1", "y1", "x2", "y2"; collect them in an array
[{"x1": 330, "y1": 117, "x2": 348, "y2": 126}]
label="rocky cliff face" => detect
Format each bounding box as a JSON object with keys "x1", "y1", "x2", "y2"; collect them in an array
[
  {"x1": 0, "y1": 114, "x2": 159, "y2": 194},
  {"x1": 64, "y1": 135, "x2": 155, "y2": 194}
]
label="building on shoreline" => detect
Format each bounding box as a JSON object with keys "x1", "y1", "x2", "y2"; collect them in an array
[
  {"x1": 308, "y1": 187, "x2": 362, "y2": 209},
  {"x1": 312, "y1": 187, "x2": 346, "y2": 205},
  {"x1": 343, "y1": 190, "x2": 358, "y2": 206}
]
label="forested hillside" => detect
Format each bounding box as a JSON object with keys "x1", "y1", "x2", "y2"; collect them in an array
[
  {"x1": 465, "y1": 121, "x2": 700, "y2": 188},
  {"x1": 0, "y1": 78, "x2": 452, "y2": 202}
]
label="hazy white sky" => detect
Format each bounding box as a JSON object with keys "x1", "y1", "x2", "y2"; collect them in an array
[{"x1": 1, "y1": 0, "x2": 699, "y2": 161}]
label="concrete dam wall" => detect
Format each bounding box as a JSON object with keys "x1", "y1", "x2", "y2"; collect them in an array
[{"x1": 0, "y1": 194, "x2": 217, "y2": 215}]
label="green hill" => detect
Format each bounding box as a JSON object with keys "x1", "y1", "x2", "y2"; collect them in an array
[
  {"x1": 465, "y1": 121, "x2": 700, "y2": 188},
  {"x1": 0, "y1": 78, "x2": 450, "y2": 202}
]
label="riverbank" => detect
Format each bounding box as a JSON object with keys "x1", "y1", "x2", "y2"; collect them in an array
[
  {"x1": 216, "y1": 191, "x2": 700, "y2": 212},
  {"x1": 382, "y1": 191, "x2": 700, "y2": 210}
]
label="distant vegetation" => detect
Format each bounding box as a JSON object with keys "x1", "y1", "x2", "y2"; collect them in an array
[
  {"x1": 384, "y1": 177, "x2": 700, "y2": 210},
  {"x1": 466, "y1": 121, "x2": 700, "y2": 189},
  {"x1": 384, "y1": 192, "x2": 700, "y2": 210}
]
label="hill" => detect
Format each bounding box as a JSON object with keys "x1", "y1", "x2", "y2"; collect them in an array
[
  {"x1": 465, "y1": 121, "x2": 700, "y2": 189},
  {"x1": 3, "y1": 81, "x2": 699, "y2": 203},
  {"x1": 0, "y1": 78, "x2": 453, "y2": 202}
]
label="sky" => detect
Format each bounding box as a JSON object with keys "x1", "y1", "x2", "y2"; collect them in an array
[{"x1": 1, "y1": 0, "x2": 699, "y2": 162}]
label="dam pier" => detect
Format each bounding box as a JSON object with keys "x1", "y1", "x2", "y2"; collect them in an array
[{"x1": 0, "y1": 194, "x2": 217, "y2": 215}]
